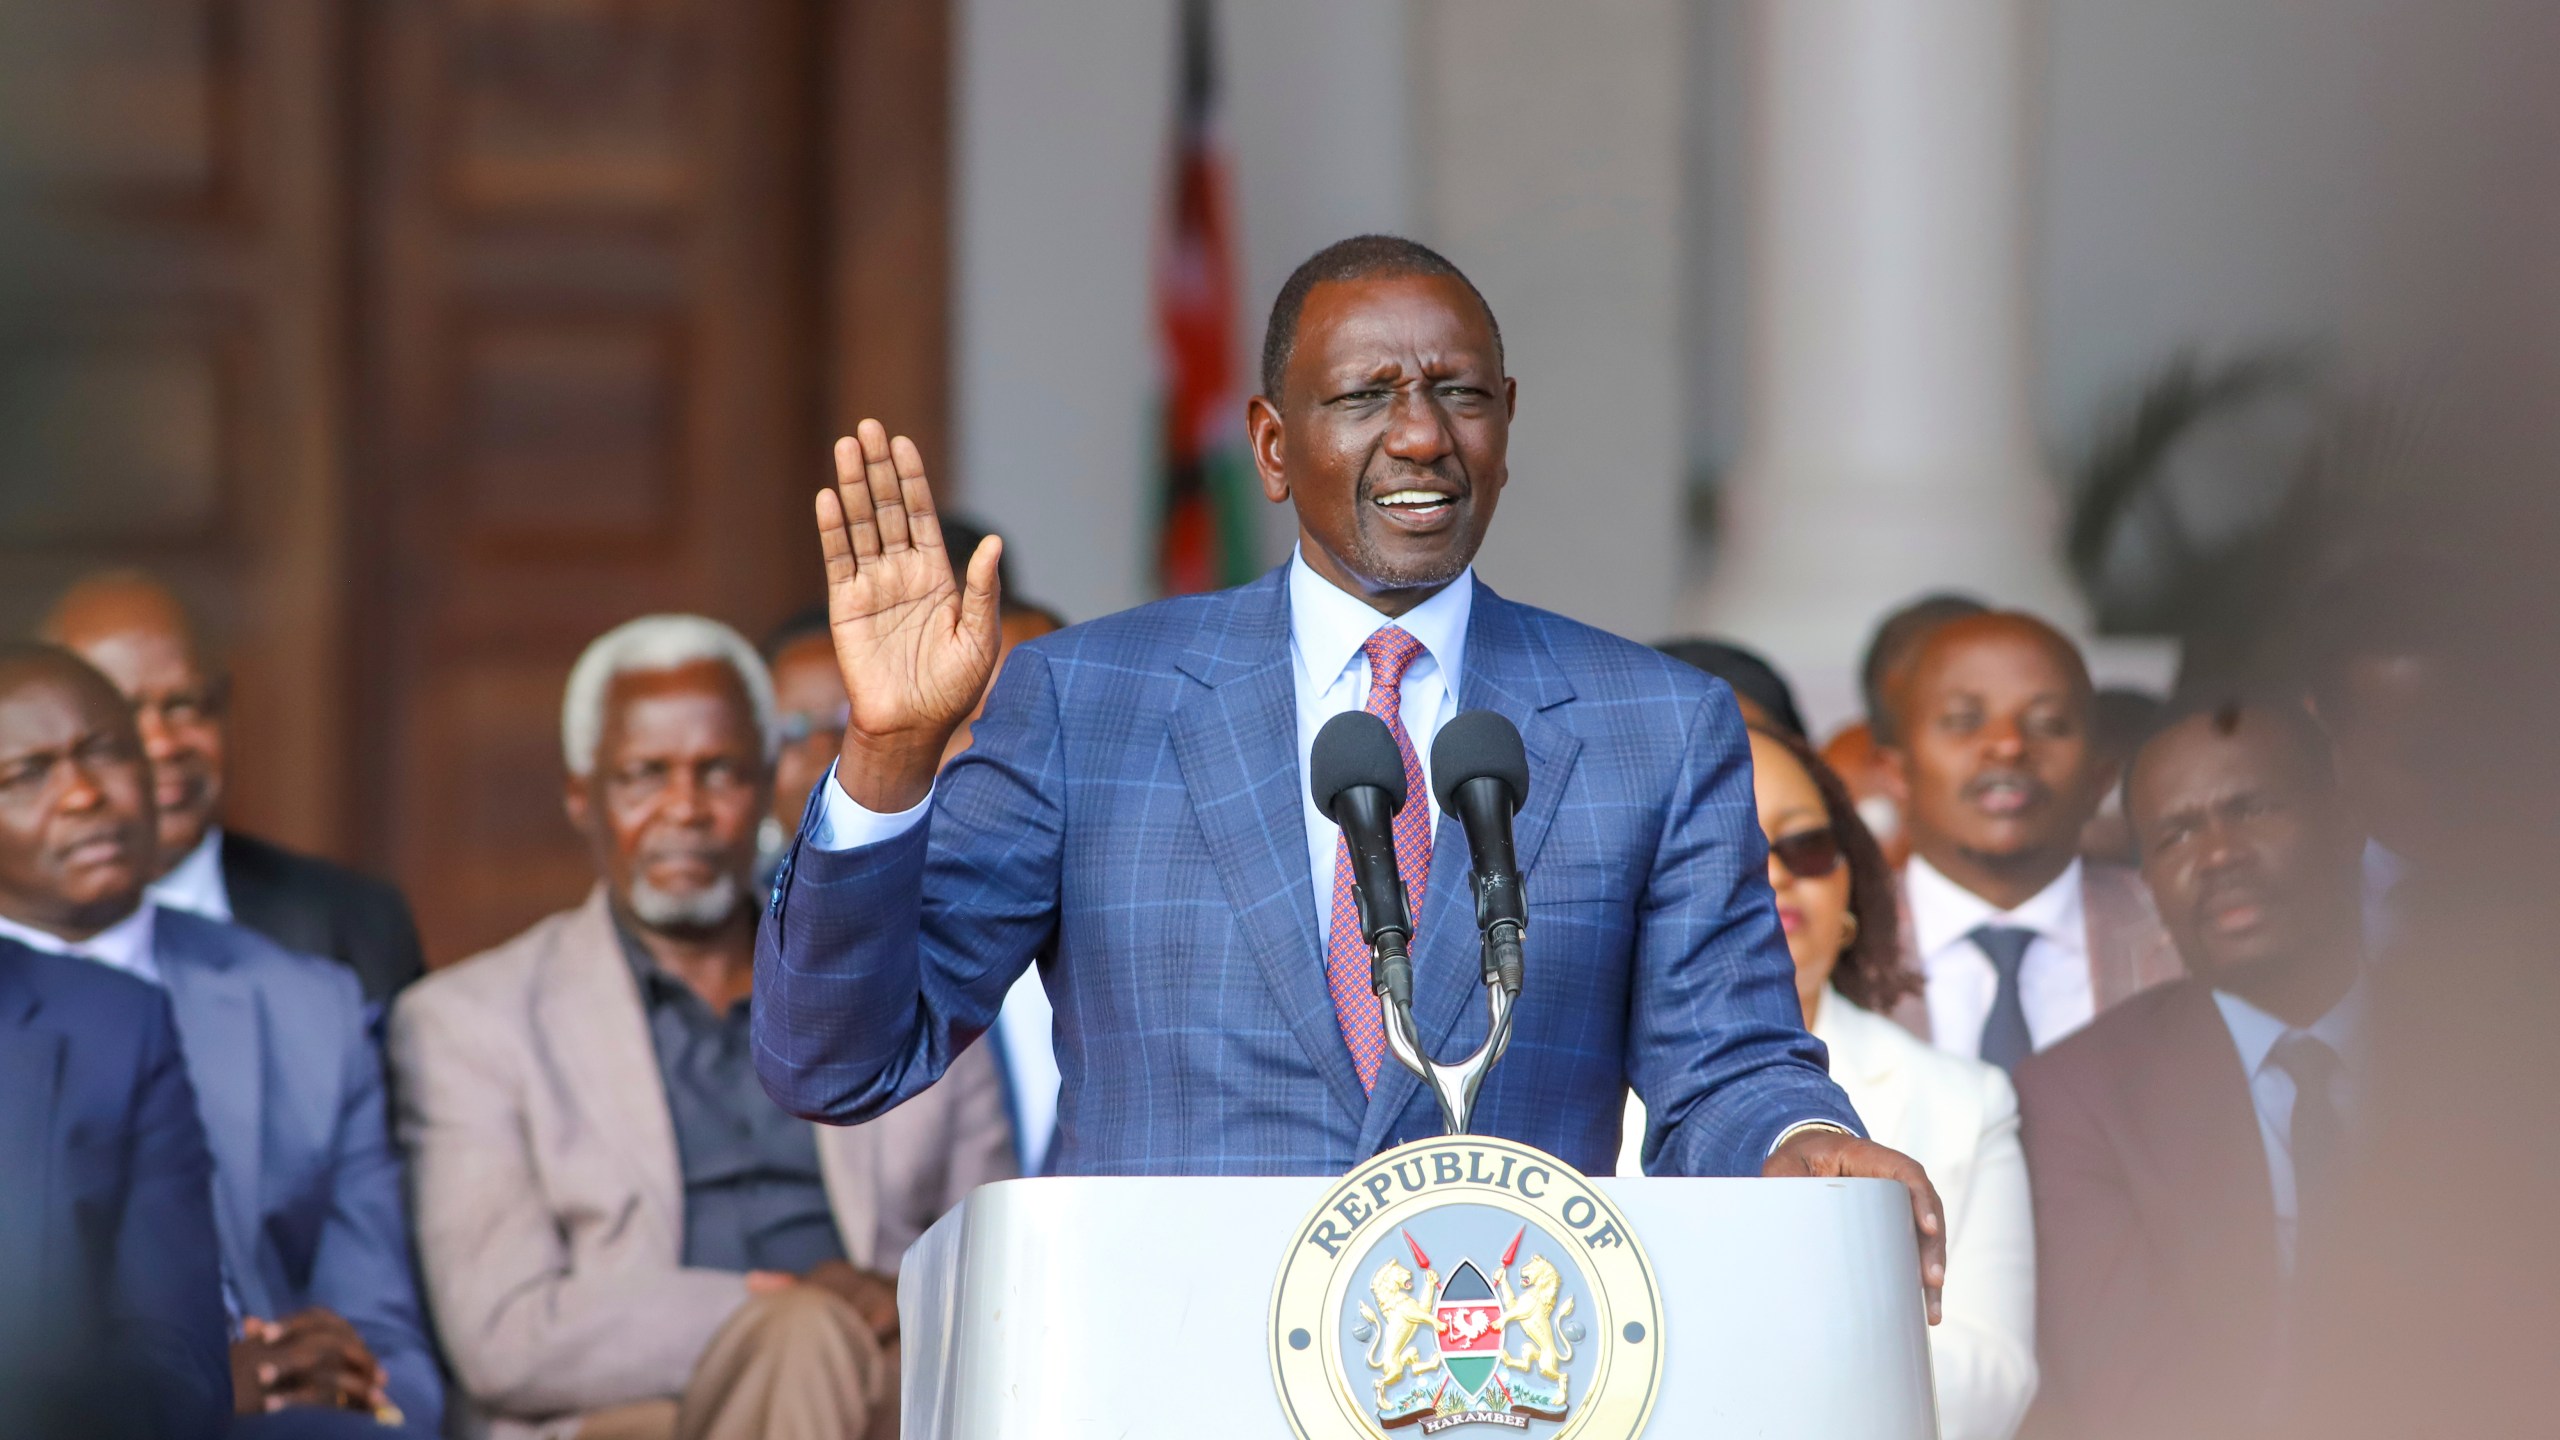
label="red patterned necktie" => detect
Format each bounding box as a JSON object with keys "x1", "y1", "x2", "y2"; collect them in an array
[{"x1": 1326, "y1": 625, "x2": 1432, "y2": 1091}]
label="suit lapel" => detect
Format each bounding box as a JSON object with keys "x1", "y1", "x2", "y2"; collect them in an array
[
  {"x1": 2123, "y1": 984, "x2": 2281, "y2": 1331},
  {"x1": 1168, "y1": 571, "x2": 1368, "y2": 1128},
  {"x1": 0, "y1": 963, "x2": 60, "y2": 1294},
  {"x1": 1360, "y1": 587, "x2": 1580, "y2": 1153},
  {"x1": 539, "y1": 889, "x2": 688, "y2": 1251},
  {"x1": 157, "y1": 919, "x2": 268, "y2": 1310}
]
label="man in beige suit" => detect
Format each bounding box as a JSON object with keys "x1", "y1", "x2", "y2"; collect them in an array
[
  {"x1": 390, "y1": 616, "x2": 1013, "y2": 1440},
  {"x1": 1879, "y1": 613, "x2": 2181, "y2": 1068}
]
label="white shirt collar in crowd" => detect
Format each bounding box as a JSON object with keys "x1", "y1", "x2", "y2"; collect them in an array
[
  {"x1": 1286, "y1": 547, "x2": 1474, "y2": 939},
  {"x1": 1905, "y1": 852, "x2": 2095, "y2": 1058},
  {"x1": 148, "y1": 824, "x2": 233, "y2": 923},
  {"x1": 0, "y1": 901, "x2": 163, "y2": 985}
]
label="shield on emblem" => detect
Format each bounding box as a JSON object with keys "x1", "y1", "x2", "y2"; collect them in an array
[{"x1": 1433, "y1": 1260, "x2": 1504, "y2": 1399}]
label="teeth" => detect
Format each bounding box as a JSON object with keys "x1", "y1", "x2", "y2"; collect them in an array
[{"x1": 1375, "y1": 490, "x2": 1448, "y2": 507}]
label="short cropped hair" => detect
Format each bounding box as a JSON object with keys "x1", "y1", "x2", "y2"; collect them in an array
[
  {"x1": 562, "y1": 615, "x2": 777, "y2": 777},
  {"x1": 1861, "y1": 592, "x2": 1988, "y2": 742},
  {"x1": 1258, "y1": 234, "x2": 1503, "y2": 400}
]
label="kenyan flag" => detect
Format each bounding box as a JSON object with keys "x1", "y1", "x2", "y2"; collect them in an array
[{"x1": 1434, "y1": 1260, "x2": 1504, "y2": 1400}]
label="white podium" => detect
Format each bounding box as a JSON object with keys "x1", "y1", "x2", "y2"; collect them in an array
[{"x1": 900, "y1": 1174, "x2": 1938, "y2": 1438}]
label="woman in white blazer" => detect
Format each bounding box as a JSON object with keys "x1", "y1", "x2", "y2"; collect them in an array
[{"x1": 1624, "y1": 724, "x2": 2038, "y2": 1440}]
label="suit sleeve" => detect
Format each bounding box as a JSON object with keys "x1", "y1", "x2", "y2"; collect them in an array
[
  {"x1": 389, "y1": 987, "x2": 750, "y2": 1418},
  {"x1": 756, "y1": 647, "x2": 1066, "y2": 1124},
  {"x1": 1928, "y1": 1066, "x2": 2040, "y2": 1440},
  {"x1": 1630, "y1": 689, "x2": 1864, "y2": 1176},
  {"x1": 2014, "y1": 1057, "x2": 2146, "y2": 1438},
  {"x1": 115, "y1": 991, "x2": 233, "y2": 1440},
  {"x1": 303, "y1": 975, "x2": 444, "y2": 1432}
]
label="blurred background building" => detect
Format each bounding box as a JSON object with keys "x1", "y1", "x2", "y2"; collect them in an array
[{"x1": 2, "y1": 0, "x2": 2554, "y2": 963}]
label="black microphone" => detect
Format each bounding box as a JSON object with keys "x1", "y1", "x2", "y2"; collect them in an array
[
  {"x1": 1430, "y1": 710, "x2": 1531, "y2": 995},
  {"x1": 1309, "y1": 710, "x2": 1415, "y2": 1009}
]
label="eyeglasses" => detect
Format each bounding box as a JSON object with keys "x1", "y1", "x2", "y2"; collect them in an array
[{"x1": 1767, "y1": 826, "x2": 1842, "y2": 879}]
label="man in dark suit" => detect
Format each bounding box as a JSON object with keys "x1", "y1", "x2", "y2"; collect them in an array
[
  {"x1": 755, "y1": 234, "x2": 1949, "y2": 1309},
  {"x1": 42, "y1": 572, "x2": 426, "y2": 1003},
  {"x1": 0, "y1": 937, "x2": 230, "y2": 1440},
  {"x1": 2017, "y1": 699, "x2": 2366, "y2": 1439},
  {"x1": 0, "y1": 644, "x2": 441, "y2": 1436}
]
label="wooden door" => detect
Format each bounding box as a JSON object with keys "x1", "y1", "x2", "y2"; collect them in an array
[{"x1": 351, "y1": 0, "x2": 950, "y2": 964}]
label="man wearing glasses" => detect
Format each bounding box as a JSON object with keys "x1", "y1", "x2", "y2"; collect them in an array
[{"x1": 43, "y1": 571, "x2": 429, "y2": 1008}]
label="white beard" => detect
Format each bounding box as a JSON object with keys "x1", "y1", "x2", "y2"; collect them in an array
[{"x1": 627, "y1": 873, "x2": 743, "y2": 931}]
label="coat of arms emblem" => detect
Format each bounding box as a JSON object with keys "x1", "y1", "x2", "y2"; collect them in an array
[{"x1": 1270, "y1": 1135, "x2": 1661, "y2": 1439}]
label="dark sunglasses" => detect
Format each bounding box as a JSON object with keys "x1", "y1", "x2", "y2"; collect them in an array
[{"x1": 1768, "y1": 826, "x2": 1842, "y2": 879}]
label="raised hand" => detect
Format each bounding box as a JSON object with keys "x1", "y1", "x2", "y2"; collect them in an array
[{"x1": 817, "y1": 420, "x2": 1004, "y2": 811}]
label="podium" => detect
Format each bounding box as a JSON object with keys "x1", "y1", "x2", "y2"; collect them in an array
[{"x1": 899, "y1": 1172, "x2": 1939, "y2": 1438}]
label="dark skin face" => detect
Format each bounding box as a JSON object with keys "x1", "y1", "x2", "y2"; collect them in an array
[
  {"x1": 1247, "y1": 273, "x2": 1516, "y2": 616},
  {"x1": 2127, "y1": 712, "x2": 2361, "y2": 1024},
  {"x1": 562, "y1": 661, "x2": 771, "y2": 1009},
  {"x1": 43, "y1": 579, "x2": 227, "y2": 871},
  {"x1": 1885, "y1": 615, "x2": 2109, "y2": 910},
  {"x1": 769, "y1": 633, "x2": 849, "y2": 832},
  {"x1": 0, "y1": 661, "x2": 159, "y2": 940}
]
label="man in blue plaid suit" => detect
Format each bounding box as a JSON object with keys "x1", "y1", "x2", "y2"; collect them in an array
[{"x1": 756, "y1": 236, "x2": 1948, "y2": 1316}]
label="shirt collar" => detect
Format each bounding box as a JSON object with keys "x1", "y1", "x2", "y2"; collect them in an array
[
  {"x1": 1904, "y1": 852, "x2": 2087, "y2": 962},
  {"x1": 147, "y1": 825, "x2": 232, "y2": 923},
  {"x1": 0, "y1": 902, "x2": 162, "y2": 984},
  {"x1": 1286, "y1": 545, "x2": 1473, "y2": 703},
  {"x1": 2212, "y1": 970, "x2": 2366, "y2": 1077}
]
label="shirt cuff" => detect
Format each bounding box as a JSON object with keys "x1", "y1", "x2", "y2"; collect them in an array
[
  {"x1": 809, "y1": 759, "x2": 933, "y2": 852},
  {"x1": 1768, "y1": 1118, "x2": 1856, "y2": 1157}
]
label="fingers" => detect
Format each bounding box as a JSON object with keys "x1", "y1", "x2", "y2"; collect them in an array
[
  {"x1": 958, "y1": 534, "x2": 1005, "y2": 647},
  {"x1": 892, "y1": 434, "x2": 945, "y2": 554},
  {"x1": 834, "y1": 434, "x2": 880, "y2": 561},
  {"x1": 816, "y1": 488, "x2": 856, "y2": 591},
  {"x1": 858, "y1": 420, "x2": 914, "y2": 552},
  {"x1": 1904, "y1": 1170, "x2": 1948, "y2": 1326}
]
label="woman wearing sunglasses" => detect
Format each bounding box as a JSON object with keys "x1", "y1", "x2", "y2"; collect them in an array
[{"x1": 1622, "y1": 725, "x2": 2038, "y2": 1440}]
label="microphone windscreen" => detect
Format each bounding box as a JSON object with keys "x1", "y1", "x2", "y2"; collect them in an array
[
  {"x1": 1310, "y1": 710, "x2": 1408, "y2": 817},
  {"x1": 1429, "y1": 709, "x2": 1530, "y2": 814}
]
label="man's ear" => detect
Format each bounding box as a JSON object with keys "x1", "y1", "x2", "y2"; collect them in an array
[
  {"x1": 1246, "y1": 394, "x2": 1289, "y2": 504},
  {"x1": 1878, "y1": 744, "x2": 1913, "y2": 810},
  {"x1": 562, "y1": 773, "x2": 593, "y2": 836},
  {"x1": 1502, "y1": 376, "x2": 1518, "y2": 420}
]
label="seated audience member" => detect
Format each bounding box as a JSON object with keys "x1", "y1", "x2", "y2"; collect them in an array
[
  {"x1": 390, "y1": 616, "x2": 1012, "y2": 1440},
  {"x1": 1834, "y1": 593, "x2": 1991, "y2": 869},
  {"x1": 2077, "y1": 688, "x2": 2166, "y2": 866},
  {"x1": 757, "y1": 602, "x2": 845, "y2": 879},
  {"x1": 42, "y1": 572, "x2": 427, "y2": 1006},
  {"x1": 1881, "y1": 613, "x2": 2180, "y2": 1067},
  {"x1": 2017, "y1": 700, "x2": 2367, "y2": 1438},
  {"x1": 1623, "y1": 727, "x2": 2036, "y2": 1440},
  {"x1": 0, "y1": 645, "x2": 439, "y2": 1436},
  {"x1": 0, "y1": 938, "x2": 229, "y2": 1440},
  {"x1": 1653, "y1": 638, "x2": 1808, "y2": 738}
]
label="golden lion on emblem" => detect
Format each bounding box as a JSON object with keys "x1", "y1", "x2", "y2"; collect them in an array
[
  {"x1": 1358, "y1": 1258, "x2": 1443, "y2": 1405},
  {"x1": 1496, "y1": 1255, "x2": 1577, "y2": 1382}
]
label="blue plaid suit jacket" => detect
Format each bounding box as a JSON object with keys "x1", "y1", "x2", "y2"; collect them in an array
[{"x1": 755, "y1": 566, "x2": 1859, "y2": 1177}]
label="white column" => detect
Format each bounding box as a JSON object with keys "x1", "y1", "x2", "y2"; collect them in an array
[{"x1": 1694, "y1": 0, "x2": 2083, "y2": 717}]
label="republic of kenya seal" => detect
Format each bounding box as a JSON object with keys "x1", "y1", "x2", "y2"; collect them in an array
[{"x1": 1270, "y1": 1135, "x2": 1663, "y2": 1439}]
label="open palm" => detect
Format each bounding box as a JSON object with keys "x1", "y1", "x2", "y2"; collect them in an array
[{"x1": 816, "y1": 420, "x2": 1002, "y2": 804}]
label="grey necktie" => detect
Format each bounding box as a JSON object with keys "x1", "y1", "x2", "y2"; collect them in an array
[
  {"x1": 1970, "y1": 925, "x2": 2038, "y2": 1072},
  {"x1": 2268, "y1": 1030, "x2": 2345, "y2": 1231}
]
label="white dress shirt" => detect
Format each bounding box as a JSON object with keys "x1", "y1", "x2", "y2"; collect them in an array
[
  {"x1": 1906, "y1": 854, "x2": 2096, "y2": 1059},
  {"x1": 993, "y1": 969, "x2": 1061, "y2": 1174},
  {"x1": 816, "y1": 549, "x2": 1475, "y2": 939},
  {"x1": 148, "y1": 825, "x2": 234, "y2": 923},
  {"x1": 2210, "y1": 981, "x2": 2363, "y2": 1275},
  {"x1": 0, "y1": 902, "x2": 163, "y2": 984}
]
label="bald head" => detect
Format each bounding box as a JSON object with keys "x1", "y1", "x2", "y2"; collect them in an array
[
  {"x1": 1885, "y1": 611, "x2": 2108, "y2": 908},
  {"x1": 0, "y1": 643, "x2": 158, "y2": 939},
  {"x1": 38, "y1": 571, "x2": 226, "y2": 869}
]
